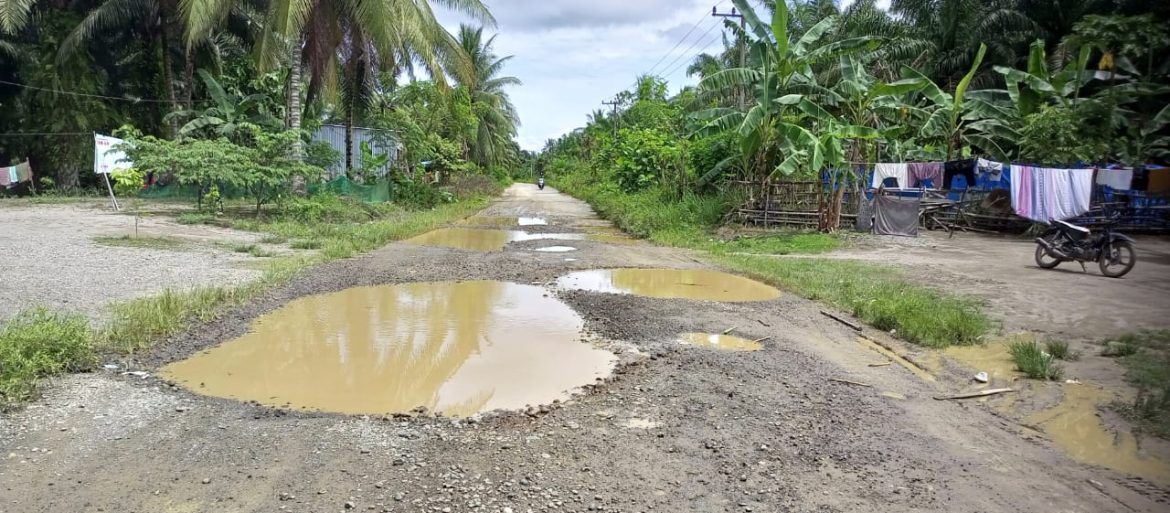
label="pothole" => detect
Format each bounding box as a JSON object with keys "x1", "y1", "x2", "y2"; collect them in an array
[
  {"x1": 459, "y1": 216, "x2": 549, "y2": 226},
  {"x1": 535, "y1": 246, "x2": 577, "y2": 253},
  {"x1": 404, "y1": 228, "x2": 584, "y2": 251},
  {"x1": 678, "y1": 333, "x2": 763, "y2": 351},
  {"x1": 1026, "y1": 383, "x2": 1170, "y2": 486},
  {"x1": 556, "y1": 268, "x2": 781, "y2": 302},
  {"x1": 159, "y1": 281, "x2": 616, "y2": 417}
]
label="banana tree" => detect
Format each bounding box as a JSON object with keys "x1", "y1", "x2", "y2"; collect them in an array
[
  {"x1": 693, "y1": 0, "x2": 879, "y2": 181},
  {"x1": 993, "y1": 39, "x2": 1094, "y2": 117},
  {"x1": 895, "y1": 43, "x2": 1017, "y2": 160},
  {"x1": 165, "y1": 69, "x2": 283, "y2": 141}
]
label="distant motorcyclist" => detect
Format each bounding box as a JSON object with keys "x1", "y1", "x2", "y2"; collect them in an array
[{"x1": 536, "y1": 156, "x2": 546, "y2": 190}]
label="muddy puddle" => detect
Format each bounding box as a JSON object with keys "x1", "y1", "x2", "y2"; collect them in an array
[
  {"x1": 556, "y1": 269, "x2": 780, "y2": 302},
  {"x1": 679, "y1": 333, "x2": 763, "y2": 351},
  {"x1": 535, "y1": 246, "x2": 577, "y2": 253},
  {"x1": 944, "y1": 339, "x2": 1019, "y2": 382},
  {"x1": 1026, "y1": 383, "x2": 1170, "y2": 486},
  {"x1": 404, "y1": 228, "x2": 584, "y2": 251},
  {"x1": 160, "y1": 281, "x2": 616, "y2": 417},
  {"x1": 460, "y1": 216, "x2": 548, "y2": 226}
]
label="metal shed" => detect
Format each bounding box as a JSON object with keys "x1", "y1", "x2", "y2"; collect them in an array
[{"x1": 310, "y1": 124, "x2": 400, "y2": 179}]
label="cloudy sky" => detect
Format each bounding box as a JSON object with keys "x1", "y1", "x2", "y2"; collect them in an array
[{"x1": 437, "y1": 1, "x2": 890, "y2": 151}]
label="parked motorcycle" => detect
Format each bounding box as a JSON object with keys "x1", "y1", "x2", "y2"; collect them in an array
[{"x1": 1034, "y1": 216, "x2": 1136, "y2": 278}]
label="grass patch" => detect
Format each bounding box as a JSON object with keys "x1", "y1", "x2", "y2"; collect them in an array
[
  {"x1": 290, "y1": 239, "x2": 323, "y2": 250},
  {"x1": 0, "y1": 308, "x2": 95, "y2": 409},
  {"x1": 93, "y1": 234, "x2": 186, "y2": 251},
  {"x1": 1009, "y1": 340, "x2": 1064, "y2": 380},
  {"x1": 713, "y1": 255, "x2": 989, "y2": 348},
  {"x1": 1044, "y1": 339, "x2": 1079, "y2": 361},
  {"x1": 259, "y1": 234, "x2": 288, "y2": 244},
  {"x1": 176, "y1": 212, "x2": 215, "y2": 225},
  {"x1": 1106, "y1": 330, "x2": 1170, "y2": 437}
]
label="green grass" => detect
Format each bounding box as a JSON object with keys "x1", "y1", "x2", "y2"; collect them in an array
[
  {"x1": 714, "y1": 255, "x2": 990, "y2": 348},
  {"x1": 259, "y1": 234, "x2": 288, "y2": 244},
  {"x1": 290, "y1": 239, "x2": 323, "y2": 250},
  {"x1": 0, "y1": 308, "x2": 95, "y2": 409},
  {"x1": 93, "y1": 235, "x2": 186, "y2": 251},
  {"x1": 176, "y1": 212, "x2": 215, "y2": 225},
  {"x1": 1044, "y1": 339, "x2": 1079, "y2": 361},
  {"x1": 1106, "y1": 330, "x2": 1170, "y2": 438},
  {"x1": 1009, "y1": 340, "x2": 1064, "y2": 380}
]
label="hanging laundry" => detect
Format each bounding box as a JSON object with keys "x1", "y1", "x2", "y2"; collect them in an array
[
  {"x1": 1147, "y1": 166, "x2": 1170, "y2": 194},
  {"x1": 976, "y1": 158, "x2": 1009, "y2": 189},
  {"x1": 873, "y1": 195, "x2": 920, "y2": 236},
  {"x1": 943, "y1": 160, "x2": 978, "y2": 190},
  {"x1": 1096, "y1": 167, "x2": 1134, "y2": 191},
  {"x1": 1010, "y1": 165, "x2": 1093, "y2": 222},
  {"x1": 855, "y1": 198, "x2": 874, "y2": 233},
  {"x1": 872, "y1": 163, "x2": 909, "y2": 189},
  {"x1": 908, "y1": 162, "x2": 943, "y2": 188}
]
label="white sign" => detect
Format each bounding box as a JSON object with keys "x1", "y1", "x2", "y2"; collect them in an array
[{"x1": 94, "y1": 134, "x2": 132, "y2": 175}]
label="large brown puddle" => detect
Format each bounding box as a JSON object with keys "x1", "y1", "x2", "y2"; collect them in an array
[
  {"x1": 404, "y1": 228, "x2": 584, "y2": 251},
  {"x1": 159, "y1": 281, "x2": 615, "y2": 417},
  {"x1": 679, "y1": 333, "x2": 763, "y2": 351},
  {"x1": 556, "y1": 269, "x2": 780, "y2": 302},
  {"x1": 1026, "y1": 383, "x2": 1170, "y2": 486}
]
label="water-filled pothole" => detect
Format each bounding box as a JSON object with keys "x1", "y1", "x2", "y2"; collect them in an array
[
  {"x1": 679, "y1": 333, "x2": 763, "y2": 351},
  {"x1": 556, "y1": 269, "x2": 780, "y2": 302},
  {"x1": 460, "y1": 216, "x2": 549, "y2": 226},
  {"x1": 405, "y1": 228, "x2": 584, "y2": 251},
  {"x1": 535, "y1": 246, "x2": 577, "y2": 253},
  {"x1": 160, "y1": 281, "x2": 615, "y2": 417}
]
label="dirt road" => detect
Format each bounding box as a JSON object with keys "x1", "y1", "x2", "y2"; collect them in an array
[{"x1": 1, "y1": 185, "x2": 1164, "y2": 512}]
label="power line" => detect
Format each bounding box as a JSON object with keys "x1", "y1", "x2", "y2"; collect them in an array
[
  {"x1": 651, "y1": 19, "x2": 724, "y2": 84},
  {"x1": 658, "y1": 34, "x2": 724, "y2": 80},
  {"x1": 0, "y1": 79, "x2": 192, "y2": 104},
  {"x1": 643, "y1": 9, "x2": 715, "y2": 78}
]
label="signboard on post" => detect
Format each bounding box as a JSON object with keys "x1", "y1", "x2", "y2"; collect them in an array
[
  {"x1": 94, "y1": 134, "x2": 132, "y2": 175},
  {"x1": 94, "y1": 134, "x2": 132, "y2": 210}
]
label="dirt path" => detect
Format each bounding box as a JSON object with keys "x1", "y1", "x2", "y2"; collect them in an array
[{"x1": 1, "y1": 185, "x2": 1163, "y2": 512}]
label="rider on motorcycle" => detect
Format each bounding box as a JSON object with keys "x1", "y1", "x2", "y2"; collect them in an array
[{"x1": 536, "y1": 156, "x2": 546, "y2": 190}]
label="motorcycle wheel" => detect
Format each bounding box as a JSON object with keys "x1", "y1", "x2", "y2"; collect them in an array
[
  {"x1": 1099, "y1": 241, "x2": 1136, "y2": 278},
  {"x1": 1034, "y1": 244, "x2": 1061, "y2": 269}
]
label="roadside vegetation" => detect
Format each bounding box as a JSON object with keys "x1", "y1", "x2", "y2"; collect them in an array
[
  {"x1": 546, "y1": 1, "x2": 1167, "y2": 349},
  {"x1": 0, "y1": 309, "x2": 94, "y2": 409},
  {"x1": 1104, "y1": 330, "x2": 1170, "y2": 438}
]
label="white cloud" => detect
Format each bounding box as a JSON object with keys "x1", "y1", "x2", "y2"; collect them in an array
[{"x1": 436, "y1": 0, "x2": 892, "y2": 151}]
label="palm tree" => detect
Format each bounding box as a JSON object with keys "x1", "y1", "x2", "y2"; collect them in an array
[
  {"x1": 447, "y1": 24, "x2": 520, "y2": 168},
  {"x1": 182, "y1": 0, "x2": 492, "y2": 175}
]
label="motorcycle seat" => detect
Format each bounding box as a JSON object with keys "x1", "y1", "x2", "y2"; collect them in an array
[{"x1": 1055, "y1": 219, "x2": 1090, "y2": 233}]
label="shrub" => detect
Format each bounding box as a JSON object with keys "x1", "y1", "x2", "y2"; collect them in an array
[
  {"x1": 0, "y1": 308, "x2": 95, "y2": 407},
  {"x1": 1044, "y1": 339, "x2": 1080, "y2": 361},
  {"x1": 1010, "y1": 340, "x2": 1064, "y2": 380}
]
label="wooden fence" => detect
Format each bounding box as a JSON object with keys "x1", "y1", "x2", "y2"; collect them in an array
[{"x1": 729, "y1": 180, "x2": 862, "y2": 229}]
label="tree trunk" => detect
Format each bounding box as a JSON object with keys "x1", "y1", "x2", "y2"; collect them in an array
[
  {"x1": 183, "y1": 49, "x2": 194, "y2": 109},
  {"x1": 158, "y1": 20, "x2": 179, "y2": 138},
  {"x1": 287, "y1": 40, "x2": 307, "y2": 194},
  {"x1": 345, "y1": 111, "x2": 354, "y2": 178}
]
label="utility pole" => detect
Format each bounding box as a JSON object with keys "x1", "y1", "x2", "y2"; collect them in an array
[
  {"x1": 602, "y1": 97, "x2": 621, "y2": 137},
  {"x1": 712, "y1": 6, "x2": 747, "y2": 109}
]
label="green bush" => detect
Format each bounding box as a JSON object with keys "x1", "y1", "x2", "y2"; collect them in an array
[
  {"x1": 1009, "y1": 340, "x2": 1064, "y2": 380},
  {"x1": 0, "y1": 308, "x2": 95, "y2": 407},
  {"x1": 610, "y1": 128, "x2": 684, "y2": 193}
]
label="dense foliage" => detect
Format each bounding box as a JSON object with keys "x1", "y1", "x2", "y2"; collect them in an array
[
  {"x1": 0, "y1": 0, "x2": 521, "y2": 197},
  {"x1": 544, "y1": 0, "x2": 1170, "y2": 231}
]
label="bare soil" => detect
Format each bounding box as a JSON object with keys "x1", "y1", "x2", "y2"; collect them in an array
[{"x1": 1, "y1": 186, "x2": 1165, "y2": 512}]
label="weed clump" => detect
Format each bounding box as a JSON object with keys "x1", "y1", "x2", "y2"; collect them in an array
[
  {"x1": 1009, "y1": 340, "x2": 1064, "y2": 380},
  {"x1": 0, "y1": 308, "x2": 95, "y2": 408}
]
